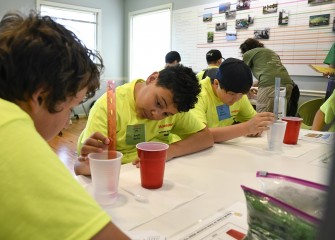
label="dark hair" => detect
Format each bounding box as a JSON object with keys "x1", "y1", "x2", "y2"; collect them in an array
[
  {"x1": 0, "y1": 11, "x2": 103, "y2": 113},
  {"x1": 215, "y1": 58, "x2": 252, "y2": 94},
  {"x1": 240, "y1": 38, "x2": 264, "y2": 54},
  {"x1": 165, "y1": 51, "x2": 181, "y2": 64},
  {"x1": 157, "y1": 65, "x2": 200, "y2": 112}
]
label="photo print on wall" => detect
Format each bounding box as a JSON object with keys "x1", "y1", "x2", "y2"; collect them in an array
[
  {"x1": 236, "y1": 0, "x2": 250, "y2": 11},
  {"x1": 278, "y1": 9, "x2": 289, "y2": 25},
  {"x1": 207, "y1": 31, "x2": 214, "y2": 43},
  {"x1": 309, "y1": 14, "x2": 330, "y2": 27},
  {"x1": 263, "y1": 3, "x2": 278, "y2": 14},
  {"x1": 219, "y1": 3, "x2": 231, "y2": 14},
  {"x1": 308, "y1": 0, "x2": 333, "y2": 4},
  {"x1": 216, "y1": 22, "x2": 227, "y2": 31},
  {"x1": 254, "y1": 28, "x2": 270, "y2": 39},
  {"x1": 203, "y1": 13, "x2": 213, "y2": 22},
  {"x1": 226, "y1": 30, "x2": 237, "y2": 41},
  {"x1": 236, "y1": 18, "x2": 249, "y2": 29},
  {"x1": 225, "y1": 10, "x2": 236, "y2": 19}
]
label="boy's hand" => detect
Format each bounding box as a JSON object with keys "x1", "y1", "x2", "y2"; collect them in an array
[
  {"x1": 79, "y1": 132, "x2": 110, "y2": 161},
  {"x1": 246, "y1": 112, "x2": 275, "y2": 136}
]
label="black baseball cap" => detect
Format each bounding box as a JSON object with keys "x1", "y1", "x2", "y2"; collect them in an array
[{"x1": 206, "y1": 49, "x2": 223, "y2": 63}]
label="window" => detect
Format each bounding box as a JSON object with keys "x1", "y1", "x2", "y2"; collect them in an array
[
  {"x1": 129, "y1": 4, "x2": 172, "y2": 81},
  {"x1": 36, "y1": 1, "x2": 101, "y2": 55}
]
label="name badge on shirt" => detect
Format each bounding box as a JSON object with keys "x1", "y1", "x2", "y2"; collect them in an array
[
  {"x1": 216, "y1": 105, "x2": 231, "y2": 121},
  {"x1": 126, "y1": 124, "x2": 145, "y2": 145}
]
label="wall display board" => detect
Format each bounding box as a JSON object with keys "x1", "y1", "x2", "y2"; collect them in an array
[{"x1": 172, "y1": 0, "x2": 335, "y2": 76}]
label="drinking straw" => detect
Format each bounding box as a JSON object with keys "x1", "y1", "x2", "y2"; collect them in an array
[
  {"x1": 107, "y1": 80, "x2": 117, "y2": 158},
  {"x1": 273, "y1": 77, "x2": 281, "y2": 120}
]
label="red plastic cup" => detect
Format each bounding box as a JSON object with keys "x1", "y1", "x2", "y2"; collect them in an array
[
  {"x1": 136, "y1": 142, "x2": 169, "y2": 189},
  {"x1": 282, "y1": 117, "x2": 303, "y2": 144}
]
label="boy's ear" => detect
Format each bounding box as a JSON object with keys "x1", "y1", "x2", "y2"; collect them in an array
[
  {"x1": 213, "y1": 79, "x2": 220, "y2": 88},
  {"x1": 29, "y1": 89, "x2": 47, "y2": 113},
  {"x1": 146, "y1": 71, "x2": 159, "y2": 84}
]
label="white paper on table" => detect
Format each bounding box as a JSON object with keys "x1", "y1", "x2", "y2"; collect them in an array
[
  {"x1": 299, "y1": 129, "x2": 334, "y2": 144},
  {"x1": 169, "y1": 202, "x2": 248, "y2": 240},
  {"x1": 226, "y1": 136, "x2": 320, "y2": 158},
  {"x1": 126, "y1": 230, "x2": 166, "y2": 240},
  {"x1": 75, "y1": 169, "x2": 205, "y2": 231}
]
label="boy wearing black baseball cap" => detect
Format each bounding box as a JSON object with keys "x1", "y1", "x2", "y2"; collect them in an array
[
  {"x1": 191, "y1": 58, "x2": 275, "y2": 142},
  {"x1": 196, "y1": 49, "x2": 223, "y2": 81}
]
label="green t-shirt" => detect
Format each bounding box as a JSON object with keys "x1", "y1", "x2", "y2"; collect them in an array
[
  {"x1": 320, "y1": 90, "x2": 335, "y2": 131},
  {"x1": 0, "y1": 99, "x2": 110, "y2": 240},
  {"x1": 242, "y1": 48, "x2": 293, "y2": 87},
  {"x1": 190, "y1": 78, "x2": 257, "y2": 127},
  {"x1": 79, "y1": 79, "x2": 206, "y2": 163},
  {"x1": 323, "y1": 42, "x2": 335, "y2": 65}
]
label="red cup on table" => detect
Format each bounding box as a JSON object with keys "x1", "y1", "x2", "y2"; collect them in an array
[
  {"x1": 282, "y1": 117, "x2": 303, "y2": 144},
  {"x1": 136, "y1": 142, "x2": 169, "y2": 189}
]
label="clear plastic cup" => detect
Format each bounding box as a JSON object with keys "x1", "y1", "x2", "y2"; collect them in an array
[
  {"x1": 88, "y1": 150, "x2": 122, "y2": 205},
  {"x1": 267, "y1": 120, "x2": 287, "y2": 152}
]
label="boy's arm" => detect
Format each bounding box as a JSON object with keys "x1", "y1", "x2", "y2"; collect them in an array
[
  {"x1": 167, "y1": 127, "x2": 213, "y2": 160},
  {"x1": 312, "y1": 109, "x2": 325, "y2": 131},
  {"x1": 209, "y1": 112, "x2": 274, "y2": 142},
  {"x1": 92, "y1": 222, "x2": 130, "y2": 240}
]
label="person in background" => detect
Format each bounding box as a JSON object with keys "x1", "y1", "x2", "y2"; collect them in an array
[
  {"x1": 75, "y1": 65, "x2": 214, "y2": 176},
  {"x1": 312, "y1": 90, "x2": 335, "y2": 132},
  {"x1": 191, "y1": 58, "x2": 275, "y2": 142},
  {"x1": 0, "y1": 11, "x2": 129, "y2": 239},
  {"x1": 164, "y1": 50, "x2": 181, "y2": 67},
  {"x1": 196, "y1": 49, "x2": 223, "y2": 81},
  {"x1": 240, "y1": 38, "x2": 294, "y2": 113},
  {"x1": 323, "y1": 42, "x2": 335, "y2": 100}
]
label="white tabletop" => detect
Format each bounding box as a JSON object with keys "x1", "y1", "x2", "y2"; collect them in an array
[{"x1": 77, "y1": 129, "x2": 332, "y2": 239}]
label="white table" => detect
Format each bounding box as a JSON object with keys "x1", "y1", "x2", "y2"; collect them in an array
[{"x1": 77, "y1": 130, "x2": 332, "y2": 239}]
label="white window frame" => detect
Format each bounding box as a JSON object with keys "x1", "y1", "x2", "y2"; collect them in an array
[
  {"x1": 128, "y1": 4, "x2": 172, "y2": 81},
  {"x1": 36, "y1": 0, "x2": 102, "y2": 55}
]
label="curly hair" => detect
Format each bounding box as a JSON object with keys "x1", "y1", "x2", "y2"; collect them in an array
[
  {"x1": 0, "y1": 11, "x2": 103, "y2": 113},
  {"x1": 157, "y1": 65, "x2": 200, "y2": 112},
  {"x1": 240, "y1": 38, "x2": 264, "y2": 54}
]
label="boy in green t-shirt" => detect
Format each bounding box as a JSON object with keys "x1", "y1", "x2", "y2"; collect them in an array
[
  {"x1": 191, "y1": 58, "x2": 275, "y2": 143},
  {"x1": 75, "y1": 65, "x2": 214, "y2": 175},
  {"x1": 196, "y1": 49, "x2": 223, "y2": 81},
  {"x1": 312, "y1": 91, "x2": 335, "y2": 132},
  {"x1": 0, "y1": 11, "x2": 129, "y2": 239}
]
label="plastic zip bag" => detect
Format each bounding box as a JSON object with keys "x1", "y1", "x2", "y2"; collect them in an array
[
  {"x1": 241, "y1": 185, "x2": 320, "y2": 240},
  {"x1": 256, "y1": 171, "x2": 328, "y2": 219}
]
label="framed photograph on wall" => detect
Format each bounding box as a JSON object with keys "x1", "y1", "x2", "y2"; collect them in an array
[
  {"x1": 216, "y1": 22, "x2": 227, "y2": 31},
  {"x1": 235, "y1": 18, "x2": 249, "y2": 29},
  {"x1": 236, "y1": 0, "x2": 250, "y2": 11},
  {"x1": 278, "y1": 9, "x2": 289, "y2": 25},
  {"x1": 254, "y1": 28, "x2": 270, "y2": 39},
  {"x1": 309, "y1": 14, "x2": 330, "y2": 27},
  {"x1": 207, "y1": 31, "x2": 214, "y2": 43},
  {"x1": 308, "y1": 0, "x2": 333, "y2": 4},
  {"x1": 219, "y1": 3, "x2": 231, "y2": 14},
  {"x1": 263, "y1": 3, "x2": 278, "y2": 14},
  {"x1": 203, "y1": 13, "x2": 213, "y2": 22},
  {"x1": 225, "y1": 10, "x2": 236, "y2": 19},
  {"x1": 226, "y1": 30, "x2": 237, "y2": 41}
]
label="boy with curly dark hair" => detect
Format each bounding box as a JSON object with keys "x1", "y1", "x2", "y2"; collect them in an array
[{"x1": 75, "y1": 65, "x2": 214, "y2": 175}]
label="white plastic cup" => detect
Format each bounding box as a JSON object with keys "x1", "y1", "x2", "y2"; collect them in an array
[
  {"x1": 267, "y1": 120, "x2": 287, "y2": 152},
  {"x1": 88, "y1": 151, "x2": 122, "y2": 205}
]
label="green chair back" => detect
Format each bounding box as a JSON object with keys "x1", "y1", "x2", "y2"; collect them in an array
[{"x1": 297, "y1": 98, "x2": 324, "y2": 129}]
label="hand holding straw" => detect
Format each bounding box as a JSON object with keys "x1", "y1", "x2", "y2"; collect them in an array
[
  {"x1": 273, "y1": 77, "x2": 281, "y2": 120},
  {"x1": 107, "y1": 80, "x2": 117, "y2": 158}
]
